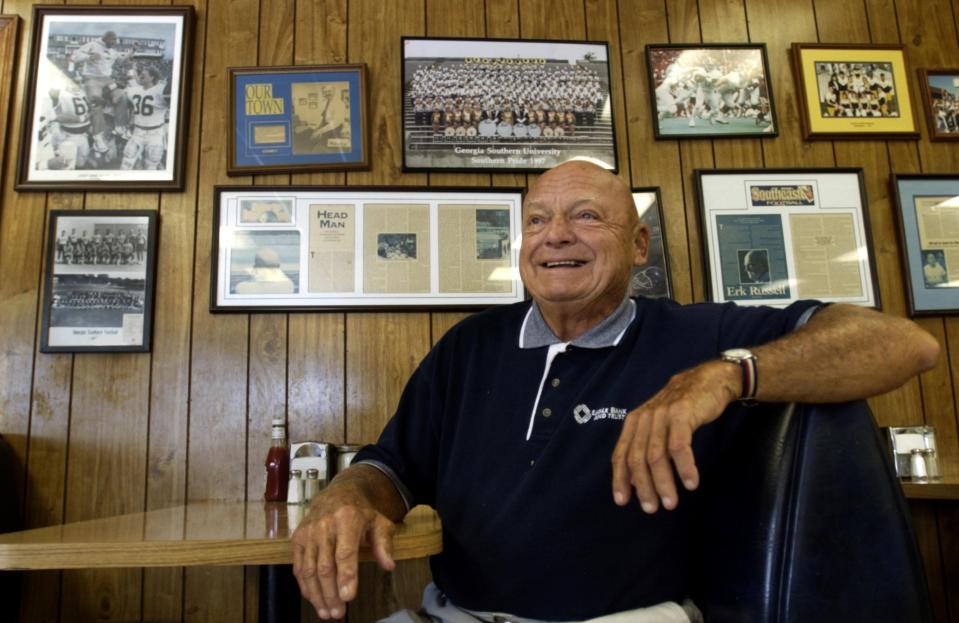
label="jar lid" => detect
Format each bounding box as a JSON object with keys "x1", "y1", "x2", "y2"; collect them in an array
[
  {"x1": 290, "y1": 469, "x2": 302, "y2": 476},
  {"x1": 306, "y1": 468, "x2": 319, "y2": 477}
]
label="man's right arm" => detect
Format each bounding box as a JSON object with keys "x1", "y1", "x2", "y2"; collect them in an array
[{"x1": 291, "y1": 463, "x2": 407, "y2": 620}]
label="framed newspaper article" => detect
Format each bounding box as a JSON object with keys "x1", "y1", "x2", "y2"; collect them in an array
[
  {"x1": 40, "y1": 210, "x2": 158, "y2": 353},
  {"x1": 645, "y1": 44, "x2": 778, "y2": 139},
  {"x1": 211, "y1": 186, "x2": 525, "y2": 311},
  {"x1": 631, "y1": 188, "x2": 673, "y2": 299},
  {"x1": 401, "y1": 37, "x2": 617, "y2": 172},
  {"x1": 917, "y1": 69, "x2": 959, "y2": 141},
  {"x1": 696, "y1": 168, "x2": 879, "y2": 309},
  {"x1": 227, "y1": 64, "x2": 369, "y2": 175},
  {"x1": 791, "y1": 43, "x2": 919, "y2": 140},
  {"x1": 15, "y1": 5, "x2": 194, "y2": 191},
  {"x1": 892, "y1": 174, "x2": 959, "y2": 315}
]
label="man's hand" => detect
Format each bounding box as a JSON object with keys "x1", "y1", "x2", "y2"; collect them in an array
[
  {"x1": 610, "y1": 359, "x2": 740, "y2": 513},
  {"x1": 291, "y1": 479, "x2": 398, "y2": 619}
]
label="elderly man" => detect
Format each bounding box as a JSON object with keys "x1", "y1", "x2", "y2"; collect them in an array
[{"x1": 292, "y1": 161, "x2": 939, "y2": 622}]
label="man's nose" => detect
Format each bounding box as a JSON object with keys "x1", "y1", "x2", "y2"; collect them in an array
[{"x1": 544, "y1": 216, "x2": 575, "y2": 245}]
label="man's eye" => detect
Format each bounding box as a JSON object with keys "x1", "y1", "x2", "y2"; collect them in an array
[
  {"x1": 528, "y1": 216, "x2": 543, "y2": 225},
  {"x1": 577, "y1": 212, "x2": 598, "y2": 220}
]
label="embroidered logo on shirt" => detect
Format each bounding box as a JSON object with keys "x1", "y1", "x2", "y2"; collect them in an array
[{"x1": 573, "y1": 404, "x2": 628, "y2": 424}]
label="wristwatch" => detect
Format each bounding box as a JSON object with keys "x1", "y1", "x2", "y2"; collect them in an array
[{"x1": 720, "y1": 348, "x2": 758, "y2": 402}]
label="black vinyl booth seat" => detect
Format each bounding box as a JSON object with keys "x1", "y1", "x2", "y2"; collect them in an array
[
  {"x1": 0, "y1": 434, "x2": 22, "y2": 616},
  {"x1": 692, "y1": 401, "x2": 933, "y2": 623}
]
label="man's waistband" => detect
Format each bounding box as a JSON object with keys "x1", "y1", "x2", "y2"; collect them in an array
[{"x1": 61, "y1": 124, "x2": 91, "y2": 134}]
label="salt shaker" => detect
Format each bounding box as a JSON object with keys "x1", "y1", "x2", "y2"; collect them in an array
[
  {"x1": 304, "y1": 468, "x2": 320, "y2": 503},
  {"x1": 287, "y1": 469, "x2": 304, "y2": 504},
  {"x1": 910, "y1": 448, "x2": 928, "y2": 482},
  {"x1": 921, "y1": 448, "x2": 941, "y2": 480}
]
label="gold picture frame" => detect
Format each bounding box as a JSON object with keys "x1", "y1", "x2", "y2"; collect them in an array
[{"x1": 791, "y1": 43, "x2": 919, "y2": 140}]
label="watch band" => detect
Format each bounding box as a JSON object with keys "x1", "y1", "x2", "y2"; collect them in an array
[{"x1": 721, "y1": 349, "x2": 758, "y2": 401}]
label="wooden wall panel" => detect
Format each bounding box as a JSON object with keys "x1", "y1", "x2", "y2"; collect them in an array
[{"x1": 0, "y1": 1, "x2": 956, "y2": 621}]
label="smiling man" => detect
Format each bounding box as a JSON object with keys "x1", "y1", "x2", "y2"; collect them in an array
[{"x1": 292, "y1": 160, "x2": 939, "y2": 623}]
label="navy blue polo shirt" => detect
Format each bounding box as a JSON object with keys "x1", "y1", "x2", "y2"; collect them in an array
[{"x1": 355, "y1": 296, "x2": 820, "y2": 620}]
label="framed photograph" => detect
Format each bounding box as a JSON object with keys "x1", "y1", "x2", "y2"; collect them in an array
[
  {"x1": 791, "y1": 43, "x2": 918, "y2": 139},
  {"x1": 645, "y1": 44, "x2": 777, "y2": 138},
  {"x1": 696, "y1": 168, "x2": 880, "y2": 309},
  {"x1": 631, "y1": 188, "x2": 673, "y2": 299},
  {"x1": 892, "y1": 174, "x2": 959, "y2": 315},
  {"x1": 401, "y1": 37, "x2": 617, "y2": 172},
  {"x1": 40, "y1": 210, "x2": 158, "y2": 352},
  {"x1": 0, "y1": 15, "x2": 19, "y2": 116},
  {"x1": 212, "y1": 186, "x2": 525, "y2": 311},
  {"x1": 917, "y1": 69, "x2": 959, "y2": 141},
  {"x1": 228, "y1": 64, "x2": 369, "y2": 175},
  {"x1": 16, "y1": 5, "x2": 194, "y2": 191}
]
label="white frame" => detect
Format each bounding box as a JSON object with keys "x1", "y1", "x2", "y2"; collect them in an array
[
  {"x1": 696, "y1": 168, "x2": 880, "y2": 308},
  {"x1": 212, "y1": 186, "x2": 526, "y2": 311}
]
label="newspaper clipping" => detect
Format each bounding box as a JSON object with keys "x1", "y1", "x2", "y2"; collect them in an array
[
  {"x1": 438, "y1": 204, "x2": 512, "y2": 293},
  {"x1": 716, "y1": 214, "x2": 790, "y2": 301},
  {"x1": 914, "y1": 196, "x2": 959, "y2": 288},
  {"x1": 308, "y1": 204, "x2": 355, "y2": 292},
  {"x1": 788, "y1": 213, "x2": 863, "y2": 299},
  {"x1": 363, "y1": 203, "x2": 430, "y2": 293}
]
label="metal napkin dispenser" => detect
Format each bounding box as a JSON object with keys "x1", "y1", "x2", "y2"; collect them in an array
[
  {"x1": 290, "y1": 441, "x2": 331, "y2": 487},
  {"x1": 884, "y1": 425, "x2": 940, "y2": 480}
]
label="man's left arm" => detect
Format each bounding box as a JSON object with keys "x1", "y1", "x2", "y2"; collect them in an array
[{"x1": 610, "y1": 303, "x2": 940, "y2": 514}]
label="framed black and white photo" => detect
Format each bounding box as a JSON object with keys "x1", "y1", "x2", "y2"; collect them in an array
[
  {"x1": 16, "y1": 5, "x2": 193, "y2": 191},
  {"x1": 892, "y1": 174, "x2": 959, "y2": 315},
  {"x1": 631, "y1": 188, "x2": 673, "y2": 299},
  {"x1": 212, "y1": 186, "x2": 525, "y2": 311},
  {"x1": 645, "y1": 44, "x2": 777, "y2": 138},
  {"x1": 41, "y1": 210, "x2": 158, "y2": 352},
  {"x1": 228, "y1": 64, "x2": 369, "y2": 175},
  {"x1": 401, "y1": 37, "x2": 617, "y2": 172},
  {"x1": 696, "y1": 168, "x2": 879, "y2": 308}
]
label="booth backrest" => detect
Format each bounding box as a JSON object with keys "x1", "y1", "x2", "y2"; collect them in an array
[
  {"x1": 692, "y1": 401, "x2": 933, "y2": 623},
  {"x1": 0, "y1": 433, "x2": 22, "y2": 614}
]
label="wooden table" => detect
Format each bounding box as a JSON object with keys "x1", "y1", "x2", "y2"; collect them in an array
[{"x1": 0, "y1": 501, "x2": 442, "y2": 622}]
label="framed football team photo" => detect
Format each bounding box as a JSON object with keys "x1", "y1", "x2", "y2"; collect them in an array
[
  {"x1": 918, "y1": 69, "x2": 959, "y2": 141},
  {"x1": 791, "y1": 43, "x2": 918, "y2": 139},
  {"x1": 16, "y1": 5, "x2": 193, "y2": 191},
  {"x1": 40, "y1": 210, "x2": 158, "y2": 353},
  {"x1": 401, "y1": 37, "x2": 617, "y2": 172},
  {"x1": 631, "y1": 189, "x2": 673, "y2": 299},
  {"x1": 645, "y1": 44, "x2": 777, "y2": 139},
  {"x1": 696, "y1": 168, "x2": 879, "y2": 309},
  {"x1": 0, "y1": 15, "x2": 18, "y2": 121},
  {"x1": 228, "y1": 64, "x2": 369, "y2": 175},
  {"x1": 892, "y1": 174, "x2": 959, "y2": 315},
  {"x1": 211, "y1": 186, "x2": 525, "y2": 311}
]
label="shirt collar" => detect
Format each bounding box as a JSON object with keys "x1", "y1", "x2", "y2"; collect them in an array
[{"x1": 518, "y1": 296, "x2": 636, "y2": 349}]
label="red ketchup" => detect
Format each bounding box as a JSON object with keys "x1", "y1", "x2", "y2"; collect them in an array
[{"x1": 264, "y1": 418, "x2": 290, "y2": 501}]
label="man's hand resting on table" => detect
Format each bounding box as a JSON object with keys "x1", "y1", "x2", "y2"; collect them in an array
[{"x1": 291, "y1": 465, "x2": 403, "y2": 620}]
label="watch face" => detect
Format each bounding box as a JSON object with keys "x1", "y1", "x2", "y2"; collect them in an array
[{"x1": 723, "y1": 348, "x2": 753, "y2": 360}]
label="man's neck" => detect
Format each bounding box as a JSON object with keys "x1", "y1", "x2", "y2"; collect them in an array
[{"x1": 537, "y1": 297, "x2": 623, "y2": 342}]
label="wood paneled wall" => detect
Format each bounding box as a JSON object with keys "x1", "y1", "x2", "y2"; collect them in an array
[{"x1": 1, "y1": 0, "x2": 957, "y2": 621}]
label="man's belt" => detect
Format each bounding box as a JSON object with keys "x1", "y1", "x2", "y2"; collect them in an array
[
  {"x1": 135, "y1": 123, "x2": 165, "y2": 130},
  {"x1": 61, "y1": 124, "x2": 91, "y2": 134}
]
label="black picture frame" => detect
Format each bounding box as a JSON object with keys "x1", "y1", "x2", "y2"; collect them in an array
[
  {"x1": 41, "y1": 209, "x2": 159, "y2": 352},
  {"x1": 16, "y1": 5, "x2": 194, "y2": 191},
  {"x1": 917, "y1": 69, "x2": 959, "y2": 142},
  {"x1": 401, "y1": 36, "x2": 618, "y2": 173},
  {"x1": 631, "y1": 187, "x2": 673, "y2": 299},
  {"x1": 696, "y1": 168, "x2": 880, "y2": 309},
  {"x1": 645, "y1": 43, "x2": 778, "y2": 139}
]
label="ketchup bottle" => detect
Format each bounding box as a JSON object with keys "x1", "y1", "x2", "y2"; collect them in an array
[{"x1": 264, "y1": 418, "x2": 290, "y2": 501}]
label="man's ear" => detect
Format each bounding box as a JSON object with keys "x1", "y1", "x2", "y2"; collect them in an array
[{"x1": 633, "y1": 224, "x2": 651, "y2": 266}]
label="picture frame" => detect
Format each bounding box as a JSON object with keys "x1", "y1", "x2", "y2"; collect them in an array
[
  {"x1": 211, "y1": 186, "x2": 525, "y2": 311},
  {"x1": 917, "y1": 69, "x2": 959, "y2": 141},
  {"x1": 16, "y1": 5, "x2": 194, "y2": 191},
  {"x1": 791, "y1": 43, "x2": 919, "y2": 140},
  {"x1": 401, "y1": 36, "x2": 617, "y2": 172},
  {"x1": 645, "y1": 44, "x2": 778, "y2": 139},
  {"x1": 227, "y1": 64, "x2": 369, "y2": 175},
  {"x1": 631, "y1": 188, "x2": 673, "y2": 299},
  {"x1": 0, "y1": 15, "x2": 19, "y2": 129},
  {"x1": 891, "y1": 174, "x2": 959, "y2": 316},
  {"x1": 41, "y1": 210, "x2": 158, "y2": 353},
  {"x1": 696, "y1": 168, "x2": 880, "y2": 309}
]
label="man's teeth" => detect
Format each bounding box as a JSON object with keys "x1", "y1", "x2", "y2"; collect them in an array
[{"x1": 545, "y1": 260, "x2": 583, "y2": 267}]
